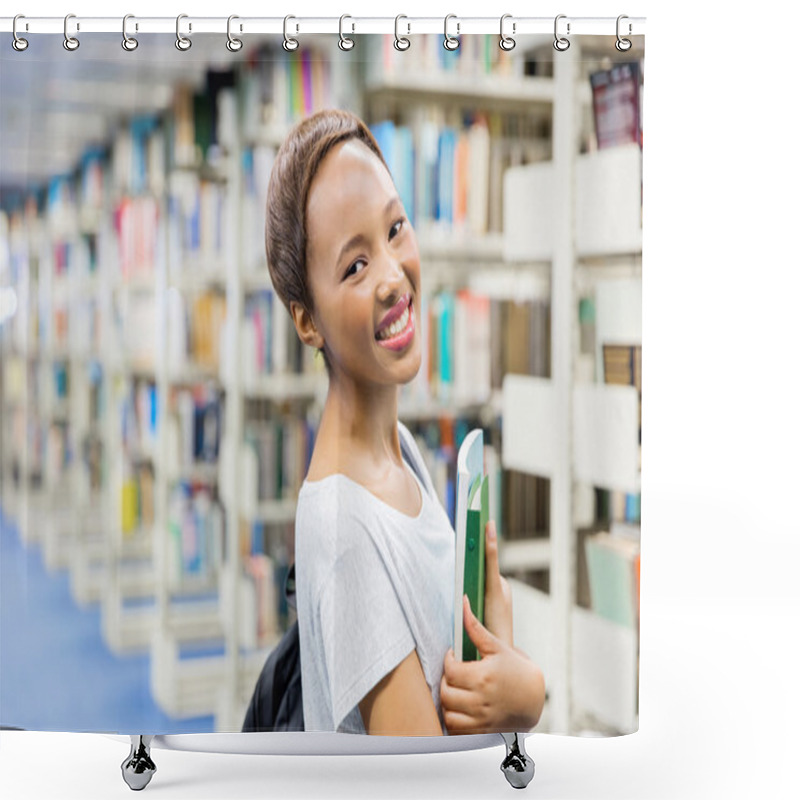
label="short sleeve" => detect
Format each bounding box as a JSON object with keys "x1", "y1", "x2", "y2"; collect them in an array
[{"x1": 317, "y1": 522, "x2": 416, "y2": 733}]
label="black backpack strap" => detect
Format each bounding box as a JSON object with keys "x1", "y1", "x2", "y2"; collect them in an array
[{"x1": 285, "y1": 563, "x2": 296, "y2": 609}]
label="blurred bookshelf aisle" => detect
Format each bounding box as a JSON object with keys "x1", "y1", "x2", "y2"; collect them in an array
[
  {"x1": 0, "y1": 506, "x2": 212, "y2": 733},
  {"x1": 1, "y1": 31, "x2": 643, "y2": 736}
]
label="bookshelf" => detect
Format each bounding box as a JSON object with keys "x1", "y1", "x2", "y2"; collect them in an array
[
  {"x1": 0, "y1": 33, "x2": 643, "y2": 736},
  {"x1": 500, "y1": 38, "x2": 643, "y2": 735}
]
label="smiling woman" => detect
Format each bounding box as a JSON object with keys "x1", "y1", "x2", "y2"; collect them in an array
[{"x1": 263, "y1": 109, "x2": 544, "y2": 737}]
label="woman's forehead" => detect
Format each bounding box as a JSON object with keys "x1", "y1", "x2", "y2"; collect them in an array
[
  {"x1": 307, "y1": 141, "x2": 394, "y2": 243},
  {"x1": 310, "y1": 140, "x2": 392, "y2": 207}
]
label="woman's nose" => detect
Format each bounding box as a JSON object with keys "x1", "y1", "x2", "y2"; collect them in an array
[{"x1": 376, "y1": 253, "x2": 406, "y2": 300}]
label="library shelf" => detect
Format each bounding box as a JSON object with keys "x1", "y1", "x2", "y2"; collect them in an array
[
  {"x1": 111, "y1": 274, "x2": 157, "y2": 293},
  {"x1": 166, "y1": 461, "x2": 220, "y2": 485},
  {"x1": 169, "y1": 268, "x2": 229, "y2": 291},
  {"x1": 496, "y1": 39, "x2": 643, "y2": 735},
  {"x1": 151, "y1": 630, "x2": 227, "y2": 719},
  {"x1": 247, "y1": 498, "x2": 298, "y2": 526},
  {"x1": 363, "y1": 72, "x2": 556, "y2": 111},
  {"x1": 398, "y1": 388, "x2": 502, "y2": 423},
  {"x1": 167, "y1": 363, "x2": 223, "y2": 386},
  {"x1": 498, "y1": 537, "x2": 552, "y2": 573},
  {"x1": 240, "y1": 269, "x2": 272, "y2": 294},
  {"x1": 509, "y1": 578, "x2": 638, "y2": 735},
  {"x1": 118, "y1": 529, "x2": 155, "y2": 560},
  {"x1": 241, "y1": 372, "x2": 327, "y2": 402},
  {"x1": 163, "y1": 602, "x2": 224, "y2": 642},
  {"x1": 415, "y1": 230, "x2": 505, "y2": 263}
]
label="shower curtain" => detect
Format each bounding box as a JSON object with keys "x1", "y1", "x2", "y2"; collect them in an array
[{"x1": 0, "y1": 19, "x2": 644, "y2": 746}]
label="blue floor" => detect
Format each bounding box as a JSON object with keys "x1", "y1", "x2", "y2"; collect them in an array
[{"x1": 0, "y1": 504, "x2": 216, "y2": 734}]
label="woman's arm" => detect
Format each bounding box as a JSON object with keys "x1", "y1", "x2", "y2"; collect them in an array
[{"x1": 359, "y1": 649, "x2": 444, "y2": 735}]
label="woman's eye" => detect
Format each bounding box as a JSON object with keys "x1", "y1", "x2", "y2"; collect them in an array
[
  {"x1": 389, "y1": 218, "x2": 405, "y2": 240},
  {"x1": 346, "y1": 259, "x2": 366, "y2": 278}
]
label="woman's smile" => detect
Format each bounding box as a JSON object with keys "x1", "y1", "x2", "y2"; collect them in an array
[{"x1": 376, "y1": 297, "x2": 415, "y2": 351}]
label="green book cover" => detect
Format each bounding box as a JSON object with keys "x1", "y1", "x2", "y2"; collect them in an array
[
  {"x1": 463, "y1": 474, "x2": 489, "y2": 661},
  {"x1": 585, "y1": 533, "x2": 638, "y2": 628}
]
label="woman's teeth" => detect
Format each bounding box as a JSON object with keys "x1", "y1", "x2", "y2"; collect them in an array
[{"x1": 376, "y1": 305, "x2": 410, "y2": 340}]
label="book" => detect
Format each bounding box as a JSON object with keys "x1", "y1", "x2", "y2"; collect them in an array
[
  {"x1": 463, "y1": 474, "x2": 489, "y2": 661},
  {"x1": 454, "y1": 428, "x2": 488, "y2": 661},
  {"x1": 589, "y1": 62, "x2": 642, "y2": 150},
  {"x1": 584, "y1": 531, "x2": 640, "y2": 628}
]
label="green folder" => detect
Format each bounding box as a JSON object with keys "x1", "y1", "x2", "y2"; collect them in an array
[{"x1": 463, "y1": 474, "x2": 489, "y2": 661}]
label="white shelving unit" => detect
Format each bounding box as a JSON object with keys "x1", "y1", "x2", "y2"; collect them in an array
[{"x1": 501, "y1": 40, "x2": 642, "y2": 735}]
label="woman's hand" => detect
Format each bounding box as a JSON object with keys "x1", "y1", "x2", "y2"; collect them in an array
[
  {"x1": 440, "y1": 521, "x2": 545, "y2": 735},
  {"x1": 482, "y1": 520, "x2": 513, "y2": 646},
  {"x1": 440, "y1": 596, "x2": 545, "y2": 735}
]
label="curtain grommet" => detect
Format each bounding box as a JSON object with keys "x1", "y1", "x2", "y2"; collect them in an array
[
  {"x1": 443, "y1": 14, "x2": 459, "y2": 51},
  {"x1": 176, "y1": 14, "x2": 192, "y2": 51},
  {"x1": 63, "y1": 13, "x2": 80, "y2": 51},
  {"x1": 12, "y1": 15, "x2": 29, "y2": 51}
]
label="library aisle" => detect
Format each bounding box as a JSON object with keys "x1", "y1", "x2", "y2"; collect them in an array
[
  {"x1": 1, "y1": 29, "x2": 643, "y2": 738},
  {"x1": 0, "y1": 506, "x2": 212, "y2": 733}
]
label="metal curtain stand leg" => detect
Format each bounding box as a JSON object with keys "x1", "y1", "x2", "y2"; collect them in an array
[
  {"x1": 500, "y1": 732, "x2": 535, "y2": 789},
  {"x1": 121, "y1": 735, "x2": 156, "y2": 791}
]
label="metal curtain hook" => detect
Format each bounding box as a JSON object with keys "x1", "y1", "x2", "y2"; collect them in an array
[
  {"x1": 553, "y1": 14, "x2": 570, "y2": 52},
  {"x1": 227, "y1": 15, "x2": 243, "y2": 52},
  {"x1": 122, "y1": 14, "x2": 138, "y2": 51},
  {"x1": 12, "y1": 14, "x2": 29, "y2": 51},
  {"x1": 339, "y1": 14, "x2": 354, "y2": 51},
  {"x1": 394, "y1": 14, "x2": 410, "y2": 51},
  {"x1": 64, "y1": 13, "x2": 80, "y2": 51},
  {"x1": 499, "y1": 14, "x2": 516, "y2": 51},
  {"x1": 283, "y1": 15, "x2": 299, "y2": 51},
  {"x1": 176, "y1": 14, "x2": 192, "y2": 51},
  {"x1": 443, "y1": 14, "x2": 459, "y2": 51},
  {"x1": 616, "y1": 14, "x2": 632, "y2": 52}
]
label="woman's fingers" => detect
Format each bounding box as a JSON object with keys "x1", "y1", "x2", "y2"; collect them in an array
[
  {"x1": 463, "y1": 594, "x2": 500, "y2": 659},
  {"x1": 443, "y1": 645, "x2": 472, "y2": 689},
  {"x1": 484, "y1": 519, "x2": 500, "y2": 595},
  {"x1": 442, "y1": 708, "x2": 480, "y2": 735},
  {"x1": 483, "y1": 519, "x2": 514, "y2": 646},
  {"x1": 439, "y1": 677, "x2": 478, "y2": 717}
]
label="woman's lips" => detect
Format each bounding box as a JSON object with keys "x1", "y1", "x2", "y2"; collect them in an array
[
  {"x1": 375, "y1": 298, "x2": 415, "y2": 352},
  {"x1": 375, "y1": 293, "x2": 411, "y2": 337}
]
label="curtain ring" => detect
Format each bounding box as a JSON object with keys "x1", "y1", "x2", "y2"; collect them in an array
[
  {"x1": 339, "y1": 15, "x2": 355, "y2": 51},
  {"x1": 12, "y1": 15, "x2": 29, "y2": 52},
  {"x1": 394, "y1": 15, "x2": 410, "y2": 51},
  {"x1": 443, "y1": 14, "x2": 459, "y2": 51},
  {"x1": 553, "y1": 14, "x2": 570, "y2": 52},
  {"x1": 176, "y1": 14, "x2": 192, "y2": 51},
  {"x1": 63, "y1": 13, "x2": 80, "y2": 51},
  {"x1": 499, "y1": 14, "x2": 516, "y2": 51},
  {"x1": 616, "y1": 15, "x2": 632, "y2": 52},
  {"x1": 122, "y1": 14, "x2": 138, "y2": 51},
  {"x1": 283, "y1": 15, "x2": 299, "y2": 51},
  {"x1": 227, "y1": 15, "x2": 243, "y2": 52}
]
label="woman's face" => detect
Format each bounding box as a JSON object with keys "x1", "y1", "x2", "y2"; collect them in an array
[{"x1": 305, "y1": 139, "x2": 422, "y2": 388}]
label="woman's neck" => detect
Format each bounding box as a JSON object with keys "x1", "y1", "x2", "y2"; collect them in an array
[{"x1": 317, "y1": 375, "x2": 402, "y2": 470}]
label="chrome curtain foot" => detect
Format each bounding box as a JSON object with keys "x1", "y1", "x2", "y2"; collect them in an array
[
  {"x1": 500, "y1": 732, "x2": 535, "y2": 789},
  {"x1": 121, "y1": 735, "x2": 156, "y2": 791}
]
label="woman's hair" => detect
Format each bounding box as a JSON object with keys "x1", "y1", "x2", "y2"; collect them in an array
[{"x1": 265, "y1": 109, "x2": 389, "y2": 373}]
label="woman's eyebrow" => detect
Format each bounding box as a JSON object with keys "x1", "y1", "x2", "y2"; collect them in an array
[{"x1": 336, "y1": 196, "x2": 401, "y2": 267}]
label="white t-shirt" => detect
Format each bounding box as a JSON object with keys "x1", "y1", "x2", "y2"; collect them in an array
[{"x1": 295, "y1": 421, "x2": 455, "y2": 734}]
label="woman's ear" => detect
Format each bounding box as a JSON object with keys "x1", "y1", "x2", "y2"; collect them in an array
[{"x1": 290, "y1": 301, "x2": 324, "y2": 351}]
